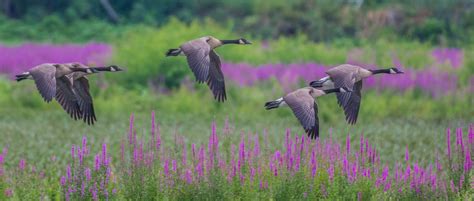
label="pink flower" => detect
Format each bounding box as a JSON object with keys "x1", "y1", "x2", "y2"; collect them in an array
[
  {"x1": 405, "y1": 146, "x2": 409, "y2": 162},
  {"x1": 18, "y1": 159, "x2": 26, "y2": 171},
  {"x1": 4, "y1": 189, "x2": 13, "y2": 197}
]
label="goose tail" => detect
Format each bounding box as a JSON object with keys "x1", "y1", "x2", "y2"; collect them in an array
[
  {"x1": 15, "y1": 72, "x2": 30, "y2": 82},
  {"x1": 265, "y1": 98, "x2": 284, "y2": 110},
  {"x1": 166, "y1": 48, "x2": 182, "y2": 57}
]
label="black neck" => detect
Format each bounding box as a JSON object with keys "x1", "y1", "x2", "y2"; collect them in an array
[
  {"x1": 220, "y1": 39, "x2": 240, "y2": 45},
  {"x1": 369, "y1": 69, "x2": 391, "y2": 74},
  {"x1": 323, "y1": 88, "x2": 341, "y2": 94},
  {"x1": 70, "y1": 67, "x2": 89, "y2": 73},
  {"x1": 90, "y1": 66, "x2": 111, "y2": 71}
]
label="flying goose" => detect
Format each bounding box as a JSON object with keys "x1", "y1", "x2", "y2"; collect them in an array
[
  {"x1": 309, "y1": 64, "x2": 403, "y2": 124},
  {"x1": 264, "y1": 87, "x2": 351, "y2": 139},
  {"x1": 57, "y1": 63, "x2": 123, "y2": 125},
  {"x1": 15, "y1": 63, "x2": 97, "y2": 103},
  {"x1": 166, "y1": 36, "x2": 252, "y2": 102}
]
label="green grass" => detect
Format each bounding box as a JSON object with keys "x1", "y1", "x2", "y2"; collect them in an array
[{"x1": 1, "y1": 75, "x2": 472, "y2": 168}]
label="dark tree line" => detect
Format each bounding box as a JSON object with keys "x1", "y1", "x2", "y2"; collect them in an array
[{"x1": 0, "y1": 0, "x2": 473, "y2": 44}]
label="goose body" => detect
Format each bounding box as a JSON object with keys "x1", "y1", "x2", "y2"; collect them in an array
[
  {"x1": 309, "y1": 64, "x2": 403, "y2": 124},
  {"x1": 265, "y1": 87, "x2": 351, "y2": 139},
  {"x1": 166, "y1": 36, "x2": 251, "y2": 102},
  {"x1": 15, "y1": 63, "x2": 94, "y2": 102},
  {"x1": 16, "y1": 63, "x2": 123, "y2": 125}
]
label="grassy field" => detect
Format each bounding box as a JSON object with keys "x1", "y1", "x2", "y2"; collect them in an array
[
  {"x1": 0, "y1": 19, "x2": 473, "y2": 200},
  {"x1": 1, "y1": 82, "x2": 471, "y2": 167}
]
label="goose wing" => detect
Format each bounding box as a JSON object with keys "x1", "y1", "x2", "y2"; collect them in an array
[
  {"x1": 72, "y1": 77, "x2": 96, "y2": 125},
  {"x1": 55, "y1": 76, "x2": 82, "y2": 120},
  {"x1": 207, "y1": 50, "x2": 227, "y2": 102},
  {"x1": 341, "y1": 80, "x2": 362, "y2": 124},
  {"x1": 326, "y1": 68, "x2": 356, "y2": 107},
  {"x1": 29, "y1": 64, "x2": 57, "y2": 102},
  {"x1": 283, "y1": 89, "x2": 319, "y2": 139},
  {"x1": 180, "y1": 37, "x2": 211, "y2": 83}
]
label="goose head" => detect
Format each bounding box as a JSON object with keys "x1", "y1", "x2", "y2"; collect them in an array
[
  {"x1": 389, "y1": 67, "x2": 404, "y2": 74},
  {"x1": 108, "y1": 65, "x2": 124, "y2": 72},
  {"x1": 238, "y1": 38, "x2": 252, "y2": 45}
]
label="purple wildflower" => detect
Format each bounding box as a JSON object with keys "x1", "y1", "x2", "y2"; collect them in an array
[
  {"x1": 18, "y1": 159, "x2": 26, "y2": 171},
  {"x1": 85, "y1": 168, "x2": 91, "y2": 181},
  {"x1": 4, "y1": 189, "x2": 13, "y2": 197},
  {"x1": 464, "y1": 148, "x2": 472, "y2": 173},
  {"x1": 94, "y1": 154, "x2": 101, "y2": 171},
  {"x1": 60, "y1": 176, "x2": 66, "y2": 186},
  {"x1": 405, "y1": 146, "x2": 409, "y2": 162},
  {"x1": 71, "y1": 145, "x2": 75, "y2": 159},
  {"x1": 447, "y1": 128, "x2": 451, "y2": 160}
]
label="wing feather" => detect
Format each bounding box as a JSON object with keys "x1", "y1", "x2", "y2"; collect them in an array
[
  {"x1": 73, "y1": 77, "x2": 96, "y2": 125},
  {"x1": 207, "y1": 50, "x2": 227, "y2": 102},
  {"x1": 55, "y1": 76, "x2": 82, "y2": 120},
  {"x1": 283, "y1": 89, "x2": 319, "y2": 138},
  {"x1": 180, "y1": 37, "x2": 211, "y2": 83},
  {"x1": 29, "y1": 64, "x2": 57, "y2": 102}
]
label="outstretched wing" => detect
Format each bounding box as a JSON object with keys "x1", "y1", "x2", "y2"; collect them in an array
[
  {"x1": 55, "y1": 76, "x2": 82, "y2": 120},
  {"x1": 180, "y1": 37, "x2": 211, "y2": 83},
  {"x1": 30, "y1": 64, "x2": 57, "y2": 102},
  {"x1": 284, "y1": 89, "x2": 319, "y2": 139},
  {"x1": 73, "y1": 77, "x2": 96, "y2": 125},
  {"x1": 341, "y1": 80, "x2": 362, "y2": 124},
  {"x1": 207, "y1": 50, "x2": 226, "y2": 102}
]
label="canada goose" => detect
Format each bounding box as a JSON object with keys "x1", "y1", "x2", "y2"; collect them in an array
[
  {"x1": 309, "y1": 64, "x2": 403, "y2": 124},
  {"x1": 264, "y1": 87, "x2": 352, "y2": 139},
  {"x1": 56, "y1": 63, "x2": 123, "y2": 125},
  {"x1": 15, "y1": 63, "x2": 96, "y2": 103},
  {"x1": 166, "y1": 36, "x2": 252, "y2": 102}
]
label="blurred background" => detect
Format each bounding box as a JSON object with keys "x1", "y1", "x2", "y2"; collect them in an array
[{"x1": 0, "y1": 0, "x2": 473, "y2": 166}]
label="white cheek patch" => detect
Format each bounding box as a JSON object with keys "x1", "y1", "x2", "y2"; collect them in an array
[
  {"x1": 390, "y1": 69, "x2": 396, "y2": 74},
  {"x1": 86, "y1": 69, "x2": 92, "y2": 73},
  {"x1": 239, "y1": 39, "x2": 244, "y2": 44},
  {"x1": 110, "y1": 68, "x2": 116, "y2": 72}
]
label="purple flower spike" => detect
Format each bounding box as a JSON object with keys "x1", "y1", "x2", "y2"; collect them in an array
[
  {"x1": 446, "y1": 128, "x2": 451, "y2": 160},
  {"x1": 82, "y1": 136, "x2": 88, "y2": 156},
  {"x1": 94, "y1": 154, "x2": 101, "y2": 171},
  {"x1": 464, "y1": 149, "x2": 472, "y2": 173},
  {"x1": 71, "y1": 145, "x2": 75, "y2": 159},
  {"x1": 346, "y1": 134, "x2": 351, "y2": 156},
  {"x1": 405, "y1": 146, "x2": 409, "y2": 162},
  {"x1": 66, "y1": 165, "x2": 71, "y2": 180},
  {"x1": 18, "y1": 159, "x2": 26, "y2": 171},
  {"x1": 102, "y1": 143, "x2": 107, "y2": 165},
  {"x1": 85, "y1": 168, "x2": 91, "y2": 181},
  {"x1": 60, "y1": 176, "x2": 66, "y2": 186}
]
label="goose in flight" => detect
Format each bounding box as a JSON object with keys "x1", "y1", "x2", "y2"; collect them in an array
[
  {"x1": 15, "y1": 63, "x2": 96, "y2": 102},
  {"x1": 265, "y1": 87, "x2": 351, "y2": 139},
  {"x1": 309, "y1": 64, "x2": 403, "y2": 124},
  {"x1": 56, "y1": 63, "x2": 123, "y2": 125},
  {"x1": 166, "y1": 36, "x2": 251, "y2": 102}
]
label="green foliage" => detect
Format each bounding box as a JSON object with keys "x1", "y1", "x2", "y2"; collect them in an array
[
  {"x1": 112, "y1": 19, "x2": 474, "y2": 89},
  {"x1": 1, "y1": 1, "x2": 474, "y2": 44},
  {"x1": 0, "y1": 16, "x2": 129, "y2": 43}
]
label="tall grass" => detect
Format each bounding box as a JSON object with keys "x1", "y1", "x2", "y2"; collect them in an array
[{"x1": 1, "y1": 113, "x2": 472, "y2": 200}]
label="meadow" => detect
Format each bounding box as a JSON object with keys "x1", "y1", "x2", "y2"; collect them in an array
[{"x1": 0, "y1": 20, "x2": 473, "y2": 200}]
